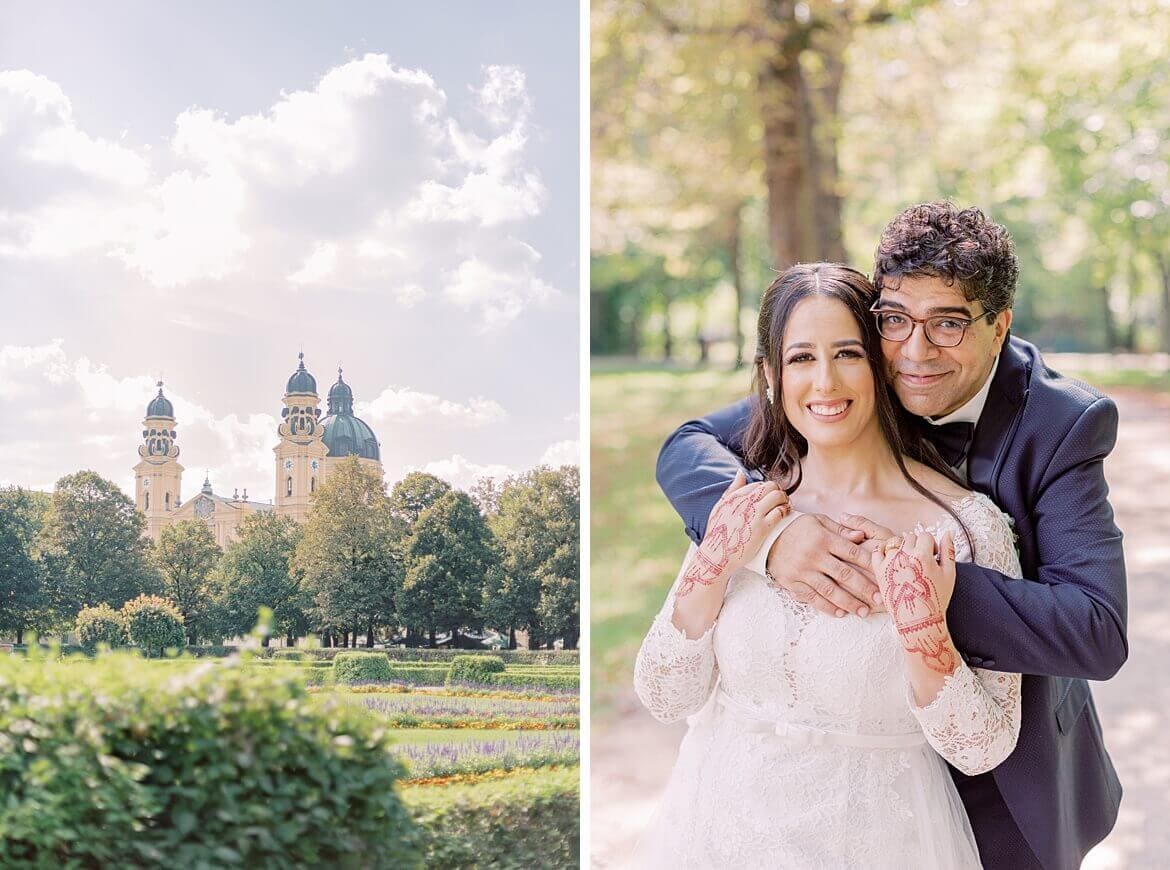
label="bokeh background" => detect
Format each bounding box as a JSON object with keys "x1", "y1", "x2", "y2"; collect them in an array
[{"x1": 590, "y1": 0, "x2": 1170, "y2": 866}]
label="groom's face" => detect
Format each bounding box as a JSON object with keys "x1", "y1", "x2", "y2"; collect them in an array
[{"x1": 876, "y1": 275, "x2": 1012, "y2": 419}]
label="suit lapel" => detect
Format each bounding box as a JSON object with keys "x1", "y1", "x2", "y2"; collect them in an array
[{"x1": 969, "y1": 337, "x2": 1031, "y2": 500}]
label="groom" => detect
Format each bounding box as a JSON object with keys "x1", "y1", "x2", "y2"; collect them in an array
[{"x1": 656, "y1": 202, "x2": 1126, "y2": 870}]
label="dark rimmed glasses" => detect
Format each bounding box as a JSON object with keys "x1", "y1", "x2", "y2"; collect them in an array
[{"x1": 868, "y1": 302, "x2": 1001, "y2": 348}]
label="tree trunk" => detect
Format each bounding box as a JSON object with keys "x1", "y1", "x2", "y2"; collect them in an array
[
  {"x1": 806, "y1": 42, "x2": 848, "y2": 264},
  {"x1": 508, "y1": 626, "x2": 516, "y2": 650},
  {"x1": 1155, "y1": 254, "x2": 1170, "y2": 352},
  {"x1": 429, "y1": 627, "x2": 436, "y2": 648},
  {"x1": 261, "y1": 635, "x2": 270, "y2": 648},
  {"x1": 662, "y1": 297, "x2": 673, "y2": 361},
  {"x1": 728, "y1": 206, "x2": 746, "y2": 369},
  {"x1": 1098, "y1": 285, "x2": 1118, "y2": 350},
  {"x1": 286, "y1": 631, "x2": 295, "y2": 647},
  {"x1": 366, "y1": 621, "x2": 375, "y2": 648},
  {"x1": 759, "y1": 24, "x2": 809, "y2": 269},
  {"x1": 15, "y1": 627, "x2": 23, "y2": 645}
]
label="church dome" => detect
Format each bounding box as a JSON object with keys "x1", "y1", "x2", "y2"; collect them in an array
[
  {"x1": 286, "y1": 353, "x2": 318, "y2": 395},
  {"x1": 320, "y1": 369, "x2": 380, "y2": 460},
  {"x1": 147, "y1": 382, "x2": 174, "y2": 418}
]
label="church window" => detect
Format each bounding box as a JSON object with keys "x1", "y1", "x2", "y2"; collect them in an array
[
  {"x1": 165, "y1": 492, "x2": 171, "y2": 510},
  {"x1": 311, "y1": 477, "x2": 316, "y2": 493},
  {"x1": 145, "y1": 493, "x2": 150, "y2": 510},
  {"x1": 286, "y1": 476, "x2": 293, "y2": 497}
]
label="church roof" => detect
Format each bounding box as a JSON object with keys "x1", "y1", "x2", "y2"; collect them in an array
[
  {"x1": 146, "y1": 382, "x2": 174, "y2": 418},
  {"x1": 286, "y1": 353, "x2": 318, "y2": 395},
  {"x1": 320, "y1": 368, "x2": 380, "y2": 460}
]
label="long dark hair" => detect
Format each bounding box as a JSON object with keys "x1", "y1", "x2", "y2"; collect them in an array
[{"x1": 743, "y1": 263, "x2": 972, "y2": 548}]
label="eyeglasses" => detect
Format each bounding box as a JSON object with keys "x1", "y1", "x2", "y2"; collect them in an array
[{"x1": 868, "y1": 302, "x2": 1000, "y2": 348}]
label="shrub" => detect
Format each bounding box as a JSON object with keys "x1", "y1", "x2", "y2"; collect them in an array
[
  {"x1": 75, "y1": 605, "x2": 127, "y2": 652},
  {"x1": 121, "y1": 595, "x2": 186, "y2": 658},
  {"x1": 446, "y1": 655, "x2": 506, "y2": 687},
  {"x1": 388, "y1": 665, "x2": 450, "y2": 686},
  {"x1": 273, "y1": 648, "x2": 308, "y2": 661},
  {"x1": 0, "y1": 653, "x2": 421, "y2": 867},
  {"x1": 487, "y1": 672, "x2": 579, "y2": 692},
  {"x1": 333, "y1": 651, "x2": 394, "y2": 684},
  {"x1": 404, "y1": 766, "x2": 579, "y2": 869}
]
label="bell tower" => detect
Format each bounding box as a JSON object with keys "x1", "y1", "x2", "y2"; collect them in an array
[
  {"x1": 133, "y1": 381, "x2": 184, "y2": 540},
  {"x1": 274, "y1": 353, "x2": 328, "y2": 522}
]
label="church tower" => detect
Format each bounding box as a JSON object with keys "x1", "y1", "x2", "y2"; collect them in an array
[
  {"x1": 274, "y1": 353, "x2": 328, "y2": 523},
  {"x1": 133, "y1": 382, "x2": 184, "y2": 540}
]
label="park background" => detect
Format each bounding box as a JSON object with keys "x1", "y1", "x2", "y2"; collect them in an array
[
  {"x1": 591, "y1": 0, "x2": 1170, "y2": 866},
  {"x1": 0, "y1": 2, "x2": 582, "y2": 866}
]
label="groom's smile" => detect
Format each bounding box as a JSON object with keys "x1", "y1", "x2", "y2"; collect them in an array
[{"x1": 876, "y1": 275, "x2": 1012, "y2": 419}]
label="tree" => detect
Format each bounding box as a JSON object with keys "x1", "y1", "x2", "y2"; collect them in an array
[
  {"x1": 0, "y1": 487, "x2": 51, "y2": 644},
  {"x1": 122, "y1": 594, "x2": 186, "y2": 658},
  {"x1": 388, "y1": 472, "x2": 452, "y2": 526},
  {"x1": 293, "y1": 457, "x2": 403, "y2": 648},
  {"x1": 399, "y1": 490, "x2": 500, "y2": 647},
  {"x1": 212, "y1": 512, "x2": 307, "y2": 647},
  {"x1": 39, "y1": 471, "x2": 160, "y2": 622},
  {"x1": 155, "y1": 520, "x2": 222, "y2": 645},
  {"x1": 485, "y1": 467, "x2": 580, "y2": 649}
]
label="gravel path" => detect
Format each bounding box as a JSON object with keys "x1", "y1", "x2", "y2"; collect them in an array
[{"x1": 591, "y1": 388, "x2": 1170, "y2": 868}]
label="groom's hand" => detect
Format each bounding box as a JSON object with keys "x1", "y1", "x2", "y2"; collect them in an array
[{"x1": 764, "y1": 515, "x2": 879, "y2": 618}]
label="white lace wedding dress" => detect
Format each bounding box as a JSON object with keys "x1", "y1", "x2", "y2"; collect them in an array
[{"x1": 633, "y1": 493, "x2": 1023, "y2": 869}]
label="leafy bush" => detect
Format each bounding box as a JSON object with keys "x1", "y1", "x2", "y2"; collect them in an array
[
  {"x1": 388, "y1": 665, "x2": 450, "y2": 686},
  {"x1": 273, "y1": 648, "x2": 309, "y2": 661},
  {"x1": 184, "y1": 645, "x2": 246, "y2": 658},
  {"x1": 0, "y1": 653, "x2": 421, "y2": 867},
  {"x1": 487, "y1": 672, "x2": 579, "y2": 692},
  {"x1": 404, "y1": 766, "x2": 579, "y2": 869},
  {"x1": 75, "y1": 604, "x2": 127, "y2": 652},
  {"x1": 248, "y1": 648, "x2": 578, "y2": 665},
  {"x1": 446, "y1": 655, "x2": 506, "y2": 686},
  {"x1": 333, "y1": 651, "x2": 395, "y2": 684},
  {"x1": 121, "y1": 595, "x2": 186, "y2": 658}
]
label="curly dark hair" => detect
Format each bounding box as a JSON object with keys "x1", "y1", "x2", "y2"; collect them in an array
[{"x1": 873, "y1": 201, "x2": 1019, "y2": 316}]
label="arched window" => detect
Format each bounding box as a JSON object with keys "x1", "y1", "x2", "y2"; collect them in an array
[
  {"x1": 144, "y1": 492, "x2": 150, "y2": 510},
  {"x1": 310, "y1": 477, "x2": 316, "y2": 494},
  {"x1": 165, "y1": 492, "x2": 170, "y2": 510},
  {"x1": 286, "y1": 476, "x2": 293, "y2": 497}
]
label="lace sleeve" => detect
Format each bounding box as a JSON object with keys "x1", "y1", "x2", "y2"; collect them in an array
[
  {"x1": 910, "y1": 494, "x2": 1023, "y2": 775},
  {"x1": 633, "y1": 543, "x2": 719, "y2": 724}
]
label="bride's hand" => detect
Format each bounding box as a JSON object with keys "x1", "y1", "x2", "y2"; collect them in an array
[
  {"x1": 870, "y1": 530, "x2": 959, "y2": 674},
  {"x1": 690, "y1": 472, "x2": 789, "y2": 582}
]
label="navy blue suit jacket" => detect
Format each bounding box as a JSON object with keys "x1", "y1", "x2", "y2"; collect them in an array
[{"x1": 655, "y1": 336, "x2": 1126, "y2": 870}]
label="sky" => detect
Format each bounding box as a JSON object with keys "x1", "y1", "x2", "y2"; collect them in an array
[{"x1": 0, "y1": 2, "x2": 580, "y2": 502}]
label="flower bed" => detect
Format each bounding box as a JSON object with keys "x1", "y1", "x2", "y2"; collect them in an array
[{"x1": 393, "y1": 731, "x2": 579, "y2": 780}]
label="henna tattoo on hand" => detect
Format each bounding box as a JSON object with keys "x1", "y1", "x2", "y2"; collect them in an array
[
  {"x1": 881, "y1": 550, "x2": 956, "y2": 675},
  {"x1": 678, "y1": 487, "x2": 767, "y2": 597}
]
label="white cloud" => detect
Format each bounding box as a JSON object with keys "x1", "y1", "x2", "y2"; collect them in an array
[
  {"x1": 539, "y1": 439, "x2": 579, "y2": 467},
  {"x1": 358, "y1": 387, "x2": 506, "y2": 428},
  {"x1": 0, "y1": 57, "x2": 559, "y2": 329},
  {"x1": 417, "y1": 453, "x2": 516, "y2": 492}
]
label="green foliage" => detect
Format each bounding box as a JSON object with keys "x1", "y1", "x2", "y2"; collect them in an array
[
  {"x1": 39, "y1": 471, "x2": 161, "y2": 621},
  {"x1": 0, "y1": 653, "x2": 420, "y2": 867},
  {"x1": 484, "y1": 466, "x2": 580, "y2": 649},
  {"x1": 333, "y1": 651, "x2": 395, "y2": 684},
  {"x1": 388, "y1": 472, "x2": 453, "y2": 526},
  {"x1": 446, "y1": 655, "x2": 506, "y2": 686},
  {"x1": 294, "y1": 457, "x2": 404, "y2": 645},
  {"x1": 75, "y1": 603, "x2": 127, "y2": 651},
  {"x1": 273, "y1": 648, "x2": 308, "y2": 661},
  {"x1": 121, "y1": 594, "x2": 186, "y2": 658},
  {"x1": 0, "y1": 487, "x2": 49, "y2": 641},
  {"x1": 487, "y1": 671, "x2": 580, "y2": 692},
  {"x1": 211, "y1": 512, "x2": 308, "y2": 646},
  {"x1": 156, "y1": 519, "x2": 221, "y2": 644},
  {"x1": 404, "y1": 766, "x2": 579, "y2": 869},
  {"x1": 400, "y1": 491, "x2": 500, "y2": 643}
]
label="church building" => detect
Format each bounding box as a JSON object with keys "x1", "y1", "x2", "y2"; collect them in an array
[{"x1": 133, "y1": 354, "x2": 383, "y2": 546}]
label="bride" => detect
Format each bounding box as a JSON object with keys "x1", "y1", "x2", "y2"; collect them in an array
[{"x1": 633, "y1": 263, "x2": 1022, "y2": 869}]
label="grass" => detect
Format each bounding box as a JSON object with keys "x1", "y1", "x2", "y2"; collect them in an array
[
  {"x1": 590, "y1": 367, "x2": 749, "y2": 719},
  {"x1": 1065, "y1": 369, "x2": 1170, "y2": 394}
]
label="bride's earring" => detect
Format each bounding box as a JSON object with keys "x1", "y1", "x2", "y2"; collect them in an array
[{"x1": 765, "y1": 384, "x2": 774, "y2": 405}]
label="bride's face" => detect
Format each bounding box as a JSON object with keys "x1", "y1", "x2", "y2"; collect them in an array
[{"x1": 772, "y1": 295, "x2": 878, "y2": 450}]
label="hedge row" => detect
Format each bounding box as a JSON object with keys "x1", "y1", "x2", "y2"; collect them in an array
[
  {"x1": 0, "y1": 653, "x2": 418, "y2": 867},
  {"x1": 404, "y1": 766, "x2": 579, "y2": 869},
  {"x1": 255, "y1": 647, "x2": 579, "y2": 665}
]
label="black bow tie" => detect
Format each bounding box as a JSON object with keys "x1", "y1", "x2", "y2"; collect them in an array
[{"x1": 921, "y1": 420, "x2": 975, "y2": 468}]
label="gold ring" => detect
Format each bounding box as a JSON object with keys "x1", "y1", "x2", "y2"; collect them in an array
[{"x1": 882, "y1": 537, "x2": 903, "y2": 556}]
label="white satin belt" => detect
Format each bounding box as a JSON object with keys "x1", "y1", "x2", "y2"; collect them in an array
[{"x1": 716, "y1": 689, "x2": 928, "y2": 749}]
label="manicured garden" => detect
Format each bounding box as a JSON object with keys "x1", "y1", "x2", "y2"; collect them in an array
[{"x1": 0, "y1": 647, "x2": 580, "y2": 868}]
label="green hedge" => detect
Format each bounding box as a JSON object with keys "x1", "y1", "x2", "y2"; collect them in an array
[
  {"x1": 446, "y1": 655, "x2": 505, "y2": 687},
  {"x1": 388, "y1": 665, "x2": 450, "y2": 686},
  {"x1": 333, "y1": 651, "x2": 395, "y2": 684},
  {"x1": 0, "y1": 653, "x2": 419, "y2": 867},
  {"x1": 404, "y1": 766, "x2": 579, "y2": 869},
  {"x1": 255, "y1": 648, "x2": 578, "y2": 665},
  {"x1": 488, "y1": 672, "x2": 579, "y2": 692}
]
